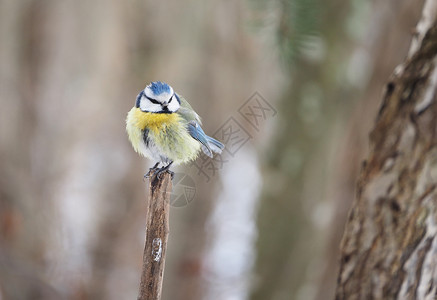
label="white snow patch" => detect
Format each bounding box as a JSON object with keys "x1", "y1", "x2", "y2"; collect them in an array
[{"x1": 152, "y1": 238, "x2": 163, "y2": 262}]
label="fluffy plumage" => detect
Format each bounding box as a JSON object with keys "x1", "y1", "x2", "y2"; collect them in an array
[{"x1": 126, "y1": 82, "x2": 224, "y2": 166}]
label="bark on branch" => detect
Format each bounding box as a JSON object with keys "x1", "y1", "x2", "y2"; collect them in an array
[{"x1": 137, "y1": 172, "x2": 172, "y2": 300}]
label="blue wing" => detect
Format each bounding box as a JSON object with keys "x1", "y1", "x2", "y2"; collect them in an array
[
  {"x1": 187, "y1": 121, "x2": 213, "y2": 157},
  {"x1": 187, "y1": 121, "x2": 225, "y2": 158}
]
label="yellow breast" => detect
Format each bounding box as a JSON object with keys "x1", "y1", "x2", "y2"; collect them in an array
[
  {"x1": 126, "y1": 107, "x2": 201, "y2": 164},
  {"x1": 129, "y1": 107, "x2": 181, "y2": 133}
]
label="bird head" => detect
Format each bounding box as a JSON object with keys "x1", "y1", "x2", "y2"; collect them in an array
[{"x1": 136, "y1": 81, "x2": 181, "y2": 113}]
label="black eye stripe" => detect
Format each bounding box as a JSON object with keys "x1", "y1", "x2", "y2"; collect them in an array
[
  {"x1": 145, "y1": 96, "x2": 160, "y2": 104},
  {"x1": 175, "y1": 94, "x2": 181, "y2": 104},
  {"x1": 144, "y1": 93, "x2": 176, "y2": 105}
]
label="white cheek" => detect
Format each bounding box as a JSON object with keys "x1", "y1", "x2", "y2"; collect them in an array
[
  {"x1": 140, "y1": 99, "x2": 161, "y2": 112},
  {"x1": 168, "y1": 101, "x2": 180, "y2": 112}
]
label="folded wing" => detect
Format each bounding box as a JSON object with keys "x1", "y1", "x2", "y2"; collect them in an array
[{"x1": 187, "y1": 121, "x2": 224, "y2": 158}]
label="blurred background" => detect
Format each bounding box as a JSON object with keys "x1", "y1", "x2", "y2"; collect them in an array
[{"x1": 0, "y1": 0, "x2": 424, "y2": 299}]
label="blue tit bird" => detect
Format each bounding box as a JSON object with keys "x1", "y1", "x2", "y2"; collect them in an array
[{"x1": 126, "y1": 81, "x2": 225, "y2": 178}]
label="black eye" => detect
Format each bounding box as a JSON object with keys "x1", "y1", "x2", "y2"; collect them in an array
[{"x1": 168, "y1": 96, "x2": 173, "y2": 103}]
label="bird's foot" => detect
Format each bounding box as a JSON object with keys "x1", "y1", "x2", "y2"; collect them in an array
[
  {"x1": 144, "y1": 162, "x2": 160, "y2": 179},
  {"x1": 156, "y1": 162, "x2": 174, "y2": 180}
]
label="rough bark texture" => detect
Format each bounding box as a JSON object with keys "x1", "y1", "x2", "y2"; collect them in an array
[
  {"x1": 336, "y1": 5, "x2": 437, "y2": 300},
  {"x1": 138, "y1": 173, "x2": 172, "y2": 300}
]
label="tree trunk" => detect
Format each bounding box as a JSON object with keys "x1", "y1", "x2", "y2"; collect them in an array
[{"x1": 336, "y1": 1, "x2": 437, "y2": 299}]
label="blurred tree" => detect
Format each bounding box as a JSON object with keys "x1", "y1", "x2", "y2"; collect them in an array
[
  {"x1": 336, "y1": 1, "x2": 437, "y2": 298},
  {"x1": 315, "y1": 1, "x2": 423, "y2": 298},
  {"x1": 250, "y1": 0, "x2": 355, "y2": 298}
]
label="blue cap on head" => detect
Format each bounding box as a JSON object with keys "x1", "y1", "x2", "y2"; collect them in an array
[{"x1": 149, "y1": 81, "x2": 171, "y2": 96}]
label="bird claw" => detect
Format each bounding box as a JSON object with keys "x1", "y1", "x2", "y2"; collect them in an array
[
  {"x1": 143, "y1": 162, "x2": 160, "y2": 180},
  {"x1": 143, "y1": 169, "x2": 155, "y2": 179},
  {"x1": 144, "y1": 162, "x2": 174, "y2": 180},
  {"x1": 157, "y1": 170, "x2": 174, "y2": 180},
  {"x1": 156, "y1": 164, "x2": 174, "y2": 180}
]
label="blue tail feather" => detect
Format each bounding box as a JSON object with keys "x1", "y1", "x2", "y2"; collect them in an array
[{"x1": 206, "y1": 136, "x2": 224, "y2": 153}]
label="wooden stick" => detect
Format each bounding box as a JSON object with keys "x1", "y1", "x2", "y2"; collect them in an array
[{"x1": 138, "y1": 172, "x2": 172, "y2": 300}]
